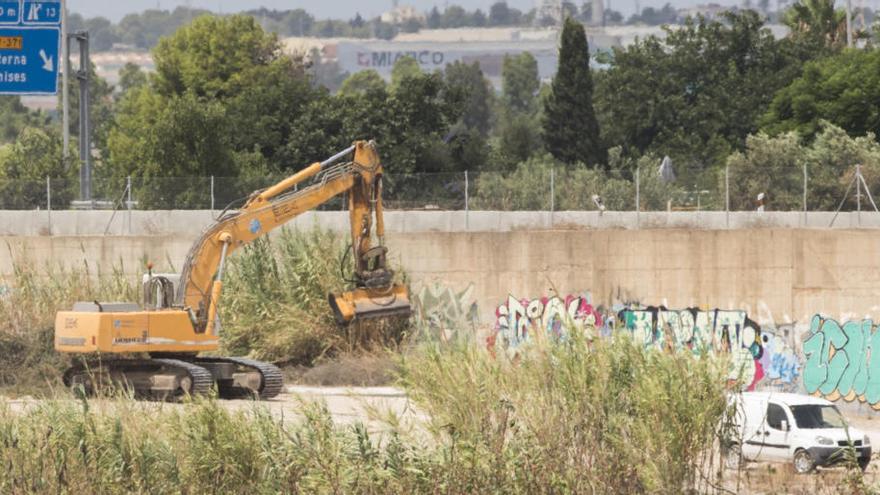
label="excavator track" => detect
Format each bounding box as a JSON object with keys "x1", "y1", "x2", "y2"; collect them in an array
[
  {"x1": 63, "y1": 358, "x2": 214, "y2": 400},
  {"x1": 195, "y1": 356, "x2": 284, "y2": 400}
]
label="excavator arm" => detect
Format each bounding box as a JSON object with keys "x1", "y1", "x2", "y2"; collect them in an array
[{"x1": 174, "y1": 140, "x2": 410, "y2": 333}]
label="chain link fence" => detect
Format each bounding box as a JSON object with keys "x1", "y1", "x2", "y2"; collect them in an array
[{"x1": 2, "y1": 164, "x2": 877, "y2": 216}]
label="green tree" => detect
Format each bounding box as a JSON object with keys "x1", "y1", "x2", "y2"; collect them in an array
[
  {"x1": 83, "y1": 16, "x2": 119, "y2": 51},
  {"x1": 117, "y1": 62, "x2": 147, "y2": 99},
  {"x1": 444, "y1": 61, "x2": 493, "y2": 135},
  {"x1": 116, "y1": 7, "x2": 209, "y2": 49},
  {"x1": 628, "y1": 3, "x2": 679, "y2": 25},
  {"x1": 385, "y1": 73, "x2": 464, "y2": 173},
  {"x1": 489, "y1": 2, "x2": 513, "y2": 25},
  {"x1": 0, "y1": 127, "x2": 75, "y2": 208},
  {"x1": 427, "y1": 7, "x2": 442, "y2": 28},
  {"x1": 106, "y1": 13, "x2": 318, "y2": 193},
  {"x1": 339, "y1": 70, "x2": 387, "y2": 96},
  {"x1": 282, "y1": 9, "x2": 314, "y2": 36},
  {"x1": 595, "y1": 11, "x2": 811, "y2": 174},
  {"x1": 784, "y1": 0, "x2": 849, "y2": 47},
  {"x1": 0, "y1": 97, "x2": 51, "y2": 144},
  {"x1": 497, "y1": 114, "x2": 543, "y2": 166},
  {"x1": 441, "y1": 6, "x2": 470, "y2": 27},
  {"x1": 762, "y1": 48, "x2": 880, "y2": 139},
  {"x1": 152, "y1": 15, "x2": 282, "y2": 99},
  {"x1": 390, "y1": 56, "x2": 421, "y2": 91},
  {"x1": 543, "y1": 17, "x2": 605, "y2": 167},
  {"x1": 502, "y1": 52, "x2": 540, "y2": 114},
  {"x1": 107, "y1": 89, "x2": 236, "y2": 207}
]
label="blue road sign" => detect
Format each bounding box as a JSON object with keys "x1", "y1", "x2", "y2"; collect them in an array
[
  {"x1": 0, "y1": 26, "x2": 59, "y2": 94},
  {"x1": 21, "y1": 1, "x2": 61, "y2": 25},
  {"x1": 0, "y1": 2, "x2": 22, "y2": 24}
]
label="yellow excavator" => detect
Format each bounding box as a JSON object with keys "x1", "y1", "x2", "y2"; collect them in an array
[{"x1": 54, "y1": 141, "x2": 411, "y2": 399}]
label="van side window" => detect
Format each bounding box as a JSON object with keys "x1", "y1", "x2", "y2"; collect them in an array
[{"x1": 767, "y1": 403, "x2": 787, "y2": 430}]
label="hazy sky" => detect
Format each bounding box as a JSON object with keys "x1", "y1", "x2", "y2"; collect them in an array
[{"x1": 68, "y1": 0, "x2": 745, "y2": 23}]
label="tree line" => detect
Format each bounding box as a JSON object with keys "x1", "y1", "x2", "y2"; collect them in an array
[
  {"x1": 66, "y1": 0, "x2": 856, "y2": 52},
  {"x1": 3, "y1": 1, "x2": 880, "y2": 211}
]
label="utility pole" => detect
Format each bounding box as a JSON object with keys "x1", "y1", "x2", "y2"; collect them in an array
[
  {"x1": 70, "y1": 31, "x2": 91, "y2": 202},
  {"x1": 61, "y1": 0, "x2": 69, "y2": 162}
]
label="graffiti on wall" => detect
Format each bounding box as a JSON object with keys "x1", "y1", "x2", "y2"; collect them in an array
[
  {"x1": 411, "y1": 281, "x2": 479, "y2": 342},
  {"x1": 621, "y1": 308, "x2": 766, "y2": 390},
  {"x1": 486, "y1": 297, "x2": 801, "y2": 391},
  {"x1": 489, "y1": 294, "x2": 603, "y2": 356},
  {"x1": 803, "y1": 315, "x2": 880, "y2": 409}
]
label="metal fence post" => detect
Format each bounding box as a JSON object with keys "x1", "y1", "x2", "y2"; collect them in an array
[
  {"x1": 550, "y1": 167, "x2": 555, "y2": 226},
  {"x1": 210, "y1": 175, "x2": 215, "y2": 211},
  {"x1": 803, "y1": 162, "x2": 808, "y2": 227},
  {"x1": 464, "y1": 170, "x2": 469, "y2": 230},
  {"x1": 857, "y1": 163, "x2": 862, "y2": 226},
  {"x1": 46, "y1": 176, "x2": 51, "y2": 235},
  {"x1": 725, "y1": 164, "x2": 730, "y2": 229},
  {"x1": 127, "y1": 176, "x2": 132, "y2": 234},
  {"x1": 635, "y1": 167, "x2": 640, "y2": 229}
]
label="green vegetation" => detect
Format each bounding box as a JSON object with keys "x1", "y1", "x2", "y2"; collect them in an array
[
  {"x1": 220, "y1": 229, "x2": 350, "y2": 366},
  {"x1": 0, "y1": 334, "x2": 735, "y2": 494},
  {"x1": 6, "y1": 4, "x2": 880, "y2": 211},
  {"x1": 543, "y1": 17, "x2": 605, "y2": 167},
  {"x1": 594, "y1": 11, "x2": 811, "y2": 181},
  {"x1": 763, "y1": 48, "x2": 880, "y2": 139},
  {"x1": 724, "y1": 122, "x2": 880, "y2": 210}
]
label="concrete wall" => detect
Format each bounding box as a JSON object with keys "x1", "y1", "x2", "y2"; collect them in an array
[
  {"x1": 6, "y1": 210, "x2": 879, "y2": 410},
  {"x1": 2, "y1": 224, "x2": 879, "y2": 327},
  {"x1": 5, "y1": 209, "x2": 880, "y2": 236},
  {"x1": 393, "y1": 229, "x2": 880, "y2": 325}
]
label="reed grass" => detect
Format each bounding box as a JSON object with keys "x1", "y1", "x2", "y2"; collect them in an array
[{"x1": 0, "y1": 333, "x2": 753, "y2": 494}]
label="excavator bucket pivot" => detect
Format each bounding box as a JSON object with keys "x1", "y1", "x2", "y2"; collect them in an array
[{"x1": 329, "y1": 284, "x2": 412, "y2": 325}]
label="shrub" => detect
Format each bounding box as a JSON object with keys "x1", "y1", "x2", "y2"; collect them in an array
[{"x1": 471, "y1": 151, "x2": 681, "y2": 211}]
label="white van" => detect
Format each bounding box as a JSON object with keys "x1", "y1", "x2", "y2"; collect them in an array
[{"x1": 725, "y1": 392, "x2": 872, "y2": 473}]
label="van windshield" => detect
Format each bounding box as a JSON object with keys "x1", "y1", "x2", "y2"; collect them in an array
[{"x1": 789, "y1": 405, "x2": 847, "y2": 429}]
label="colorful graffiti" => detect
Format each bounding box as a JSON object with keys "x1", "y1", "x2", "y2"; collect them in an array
[
  {"x1": 486, "y1": 298, "x2": 801, "y2": 391},
  {"x1": 620, "y1": 307, "x2": 765, "y2": 390},
  {"x1": 490, "y1": 294, "x2": 603, "y2": 355},
  {"x1": 803, "y1": 315, "x2": 880, "y2": 409},
  {"x1": 761, "y1": 326, "x2": 800, "y2": 388}
]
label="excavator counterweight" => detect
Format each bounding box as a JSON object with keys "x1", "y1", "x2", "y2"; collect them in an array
[{"x1": 54, "y1": 141, "x2": 411, "y2": 399}]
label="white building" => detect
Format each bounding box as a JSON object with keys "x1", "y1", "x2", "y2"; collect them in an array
[{"x1": 380, "y1": 4, "x2": 426, "y2": 25}]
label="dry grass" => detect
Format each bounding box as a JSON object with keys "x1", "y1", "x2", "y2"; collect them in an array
[
  {"x1": 219, "y1": 227, "x2": 409, "y2": 366},
  {"x1": 287, "y1": 352, "x2": 398, "y2": 387},
  {"x1": 0, "y1": 244, "x2": 138, "y2": 394}
]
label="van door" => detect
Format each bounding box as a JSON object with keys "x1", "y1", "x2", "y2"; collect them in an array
[
  {"x1": 741, "y1": 397, "x2": 768, "y2": 461},
  {"x1": 760, "y1": 402, "x2": 793, "y2": 461}
]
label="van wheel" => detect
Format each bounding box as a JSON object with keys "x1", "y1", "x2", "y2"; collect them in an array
[
  {"x1": 724, "y1": 443, "x2": 743, "y2": 470},
  {"x1": 793, "y1": 449, "x2": 815, "y2": 474},
  {"x1": 858, "y1": 458, "x2": 870, "y2": 472}
]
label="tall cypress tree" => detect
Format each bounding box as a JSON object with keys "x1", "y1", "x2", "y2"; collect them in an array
[{"x1": 543, "y1": 17, "x2": 606, "y2": 167}]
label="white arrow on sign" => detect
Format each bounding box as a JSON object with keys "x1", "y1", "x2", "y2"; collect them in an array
[{"x1": 39, "y1": 49, "x2": 53, "y2": 72}]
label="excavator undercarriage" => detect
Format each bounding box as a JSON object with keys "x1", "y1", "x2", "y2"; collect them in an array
[{"x1": 63, "y1": 355, "x2": 283, "y2": 400}]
